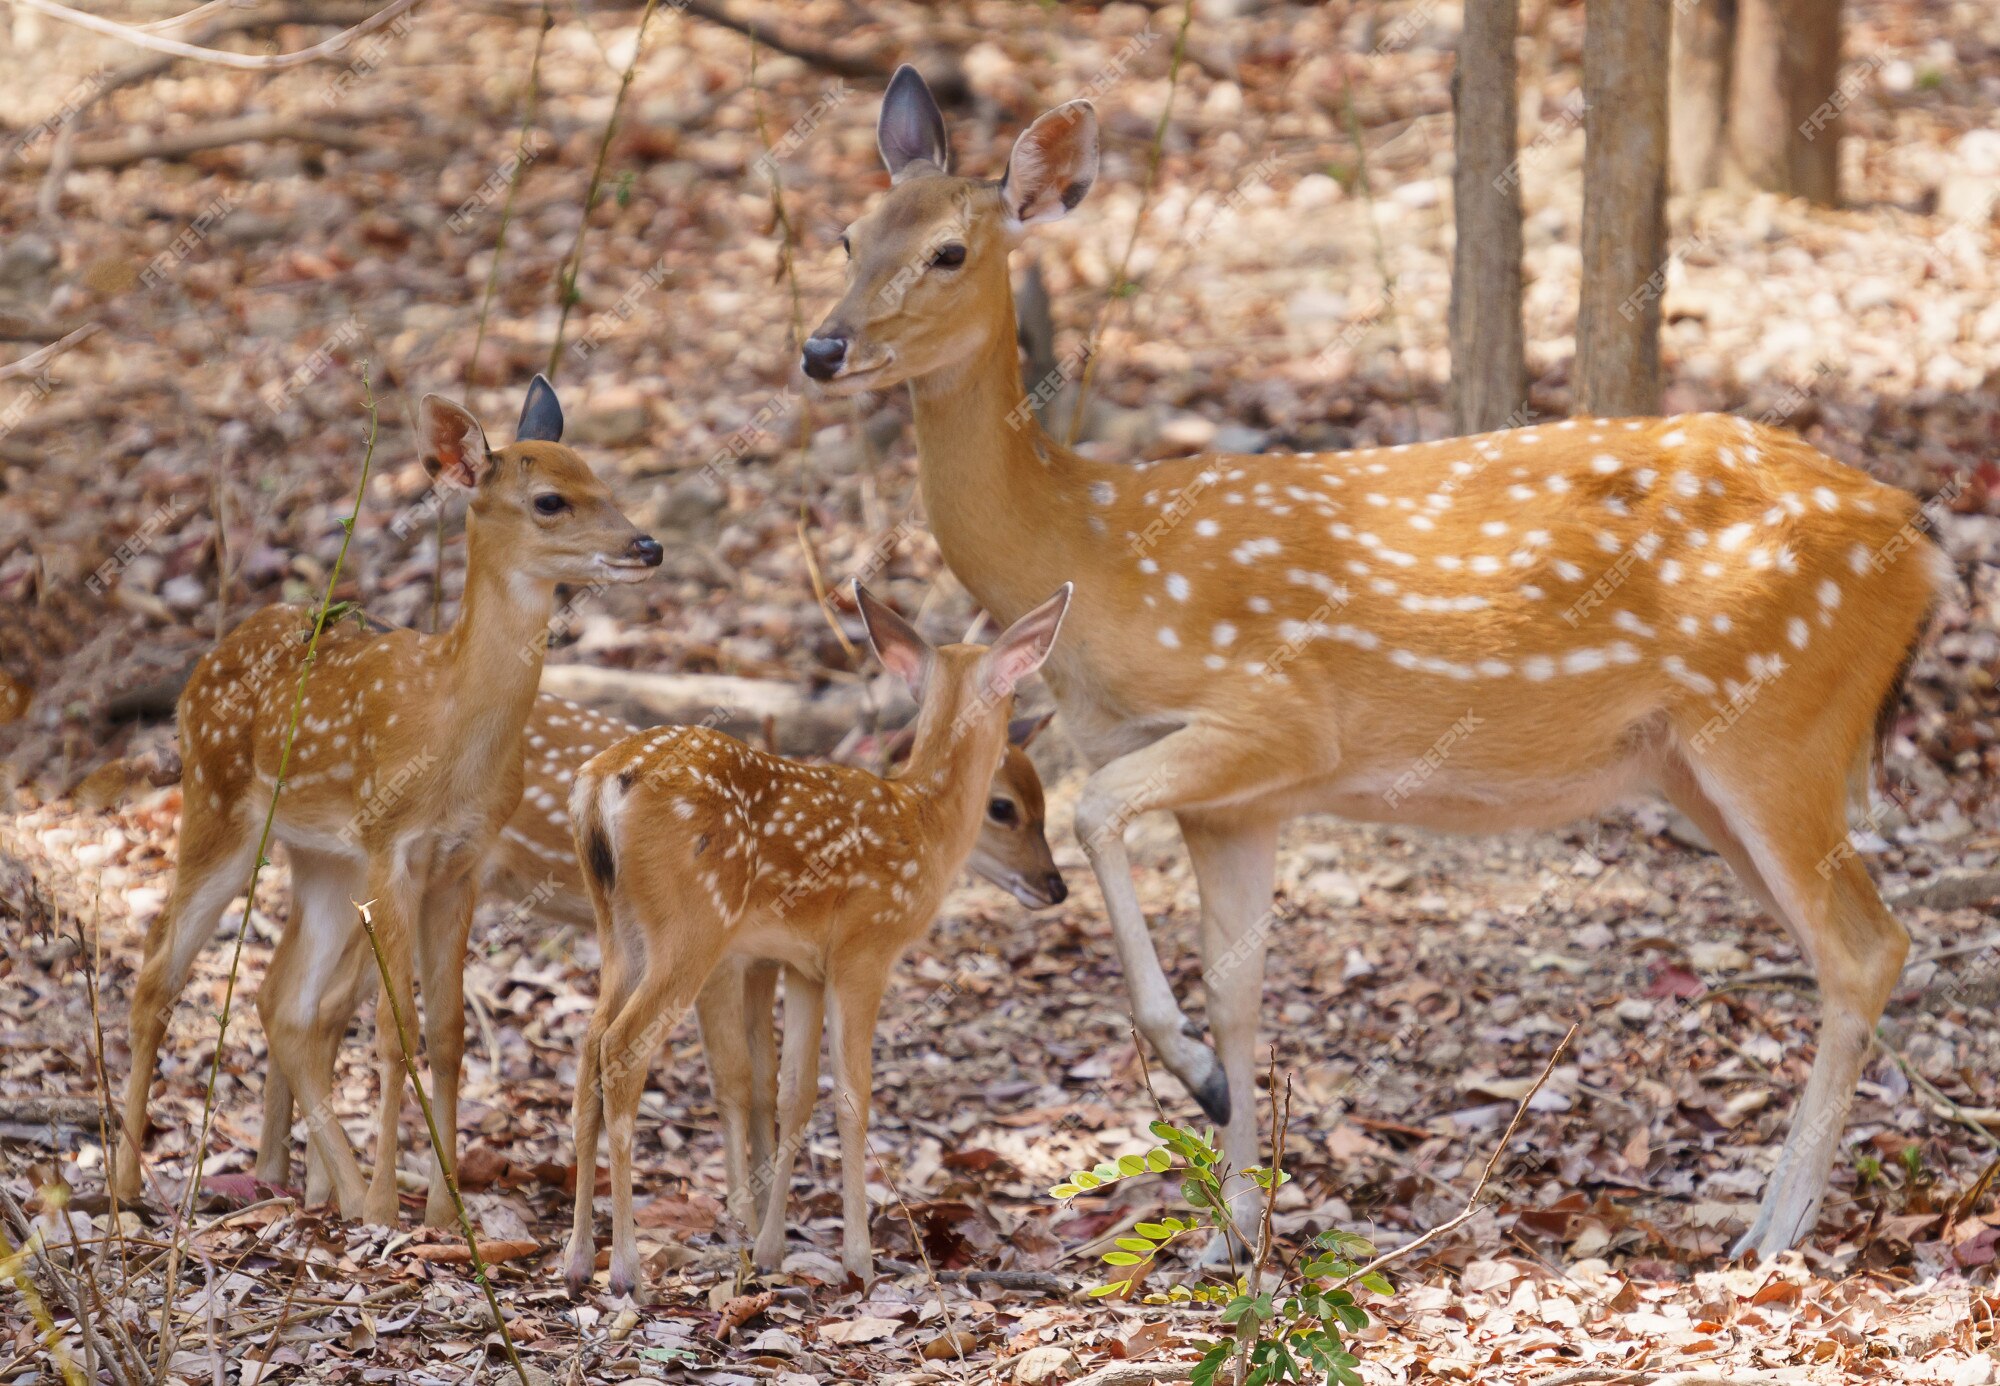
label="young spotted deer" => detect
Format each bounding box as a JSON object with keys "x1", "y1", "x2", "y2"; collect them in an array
[
  {"x1": 800, "y1": 67, "x2": 1952, "y2": 1258},
  {"x1": 563, "y1": 583, "x2": 1070, "y2": 1296},
  {"x1": 478, "y1": 692, "x2": 1065, "y2": 1228},
  {"x1": 117, "y1": 378, "x2": 661, "y2": 1227}
]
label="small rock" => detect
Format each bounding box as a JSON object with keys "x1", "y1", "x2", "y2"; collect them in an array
[
  {"x1": 1212, "y1": 422, "x2": 1270, "y2": 454},
  {"x1": 1614, "y1": 998, "x2": 1654, "y2": 1025},
  {"x1": 160, "y1": 574, "x2": 208, "y2": 612},
  {"x1": 1372, "y1": 863, "x2": 1414, "y2": 892},
  {"x1": 1686, "y1": 941, "x2": 1750, "y2": 973},
  {"x1": 1159, "y1": 413, "x2": 1217, "y2": 450},
  {"x1": 1013, "y1": 1345, "x2": 1079, "y2": 1385}
]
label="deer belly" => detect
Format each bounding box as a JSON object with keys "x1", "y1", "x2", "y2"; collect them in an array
[{"x1": 1317, "y1": 751, "x2": 1658, "y2": 835}]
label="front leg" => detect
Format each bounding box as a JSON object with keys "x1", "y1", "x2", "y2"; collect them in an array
[
  {"x1": 1073, "y1": 722, "x2": 1322, "y2": 1128},
  {"x1": 753, "y1": 968, "x2": 824, "y2": 1273},
  {"x1": 1180, "y1": 809, "x2": 1279, "y2": 1260}
]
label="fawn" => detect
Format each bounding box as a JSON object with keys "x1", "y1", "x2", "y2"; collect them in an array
[
  {"x1": 562, "y1": 583, "x2": 1071, "y2": 1295},
  {"x1": 476, "y1": 690, "x2": 1065, "y2": 1228},
  {"x1": 799, "y1": 66, "x2": 1952, "y2": 1258},
  {"x1": 116, "y1": 377, "x2": 661, "y2": 1227}
]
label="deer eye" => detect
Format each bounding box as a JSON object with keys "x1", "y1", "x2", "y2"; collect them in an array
[
  {"x1": 931, "y1": 242, "x2": 966, "y2": 269},
  {"x1": 839, "y1": 234, "x2": 851, "y2": 259},
  {"x1": 986, "y1": 797, "x2": 1017, "y2": 825},
  {"x1": 533, "y1": 493, "x2": 569, "y2": 516}
]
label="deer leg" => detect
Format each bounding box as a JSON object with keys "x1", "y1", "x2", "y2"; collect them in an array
[
  {"x1": 827, "y1": 965, "x2": 890, "y2": 1281},
  {"x1": 695, "y1": 960, "x2": 757, "y2": 1229},
  {"x1": 1179, "y1": 811, "x2": 1280, "y2": 1261},
  {"x1": 1666, "y1": 749, "x2": 1906, "y2": 1257},
  {"x1": 743, "y1": 960, "x2": 780, "y2": 1203},
  {"x1": 599, "y1": 928, "x2": 723, "y2": 1299},
  {"x1": 360, "y1": 866, "x2": 422, "y2": 1226},
  {"x1": 254, "y1": 847, "x2": 365, "y2": 1195},
  {"x1": 415, "y1": 870, "x2": 478, "y2": 1228},
  {"x1": 116, "y1": 803, "x2": 258, "y2": 1203},
  {"x1": 753, "y1": 967, "x2": 824, "y2": 1273},
  {"x1": 1074, "y1": 723, "x2": 1324, "y2": 1129},
  {"x1": 563, "y1": 901, "x2": 637, "y2": 1298}
]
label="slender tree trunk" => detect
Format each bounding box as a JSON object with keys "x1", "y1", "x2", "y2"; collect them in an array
[
  {"x1": 1577, "y1": 0, "x2": 1670, "y2": 417},
  {"x1": 1671, "y1": 0, "x2": 1735, "y2": 193},
  {"x1": 1727, "y1": 0, "x2": 1843, "y2": 204},
  {"x1": 1448, "y1": 0, "x2": 1527, "y2": 435}
]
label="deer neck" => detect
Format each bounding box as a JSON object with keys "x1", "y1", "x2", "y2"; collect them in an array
[
  {"x1": 434, "y1": 517, "x2": 553, "y2": 770},
  {"x1": 906, "y1": 298, "x2": 1084, "y2": 626},
  {"x1": 894, "y1": 693, "x2": 1006, "y2": 886}
]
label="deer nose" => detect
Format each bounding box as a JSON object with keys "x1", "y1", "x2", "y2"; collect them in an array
[
  {"x1": 1043, "y1": 872, "x2": 1067, "y2": 905},
  {"x1": 628, "y1": 535, "x2": 663, "y2": 567},
  {"x1": 801, "y1": 334, "x2": 848, "y2": 381}
]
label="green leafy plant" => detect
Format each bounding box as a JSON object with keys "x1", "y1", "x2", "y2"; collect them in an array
[{"x1": 1050, "y1": 1103, "x2": 1392, "y2": 1386}]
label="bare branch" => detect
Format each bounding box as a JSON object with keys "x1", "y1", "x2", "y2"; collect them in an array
[{"x1": 2, "y1": 0, "x2": 423, "y2": 70}]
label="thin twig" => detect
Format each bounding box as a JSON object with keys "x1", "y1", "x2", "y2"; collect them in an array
[
  {"x1": 3, "y1": 0, "x2": 424, "y2": 71},
  {"x1": 354, "y1": 899, "x2": 532, "y2": 1386},
  {"x1": 0, "y1": 323, "x2": 98, "y2": 382},
  {"x1": 1876, "y1": 1027, "x2": 2000, "y2": 1152},
  {"x1": 1334, "y1": 1022, "x2": 1577, "y2": 1291},
  {"x1": 1067, "y1": 0, "x2": 1194, "y2": 445},
  {"x1": 547, "y1": 0, "x2": 662, "y2": 376},
  {"x1": 1235, "y1": 1056, "x2": 1291, "y2": 1383},
  {"x1": 153, "y1": 368, "x2": 381, "y2": 1377}
]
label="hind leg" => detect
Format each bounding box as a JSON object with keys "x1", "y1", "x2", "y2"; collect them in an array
[
  {"x1": 116, "y1": 800, "x2": 259, "y2": 1202},
  {"x1": 696, "y1": 960, "x2": 758, "y2": 1229},
  {"x1": 254, "y1": 849, "x2": 368, "y2": 1192},
  {"x1": 1663, "y1": 750, "x2": 1907, "y2": 1256}
]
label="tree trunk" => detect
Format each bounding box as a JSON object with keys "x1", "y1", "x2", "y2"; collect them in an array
[
  {"x1": 1670, "y1": 0, "x2": 1735, "y2": 193},
  {"x1": 1448, "y1": 0, "x2": 1528, "y2": 435},
  {"x1": 1727, "y1": 0, "x2": 1843, "y2": 204},
  {"x1": 1577, "y1": 0, "x2": 1670, "y2": 417}
]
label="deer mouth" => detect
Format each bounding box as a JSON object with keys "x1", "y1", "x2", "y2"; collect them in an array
[
  {"x1": 815, "y1": 350, "x2": 895, "y2": 396},
  {"x1": 595, "y1": 555, "x2": 659, "y2": 582}
]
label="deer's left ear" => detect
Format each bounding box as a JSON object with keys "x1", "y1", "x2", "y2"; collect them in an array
[
  {"x1": 1002, "y1": 101, "x2": 1098, "y2": 230},
  {"x1": 855, "y1": 583, "x2": 934, "y2": 699},
  {"x1": 419, "y1": 395, "x2": 493, "y2": 489},
  {"x1": 515, "y1": 373, "x2": 564, "y2": 443},
  {"x1": 979, "y1": 583, "x2": 1071, "y2": 700}
]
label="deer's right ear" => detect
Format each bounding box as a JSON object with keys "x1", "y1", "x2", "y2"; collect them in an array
[
  {"x1": 1002, "y1": 101, "x2": 1098, "y2": 230},
  {"x1": 419, "y1": 395, "x2": 493, "y2": 489},
  {"x1": 855, "y1": 584, "x2": 934, "y2": 698},
  {"x1": 878, "y1": 64, "x2": 949, "y2": 183}
]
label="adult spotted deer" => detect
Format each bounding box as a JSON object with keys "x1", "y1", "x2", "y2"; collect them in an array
[
  {"x1": 799, "y1": 66, "x2": 1951, "y2": 1258},
  {"x1": 117, "y1": 378, "x2": 661, "y2": 1227},
  {"x1": 563, "y1": 583, "x2": 1070, "y2": 1295},
  {"x1": 477, "y1": 691, "x2": 1065, "y2": 1229}
]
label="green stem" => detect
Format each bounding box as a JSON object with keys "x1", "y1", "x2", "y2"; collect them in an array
[
  {"x1": 355, "y1": 900, "x2": 530, "y2": 1386},
  {"x1": 153, "y1": 369, "x2": 381, "y2": 1377},
  {"x1": 547, "y1": 0, "x2": 663, "y2": 378}
]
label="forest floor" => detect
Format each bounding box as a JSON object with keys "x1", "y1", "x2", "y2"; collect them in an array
[{"x1": 3, "y1": 0, "x2": 2000, "y2": 1381}]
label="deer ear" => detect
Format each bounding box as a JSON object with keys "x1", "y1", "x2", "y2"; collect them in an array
[
  {"x1": 515, "y1": 373, "x2": 563, "y2": 443},
  {"x1": 1008, "y1": 709, "x2": 1055, "y2": 748},
  {"x1": 979, "y1": 583, "x2": 1071, "y2": 700},
  {"x1": 1002, "y1": 101, "x2": 1097, "y2": 229},
  {"x1": 879, "y1": 64, "x2": 949, "y2": 183},
  {"x1": 855, "y1": 584, "x2": 933, "y2": 698},
  {"x1": 419, "y1": 395, "x2": 493, "y2": 489}
]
